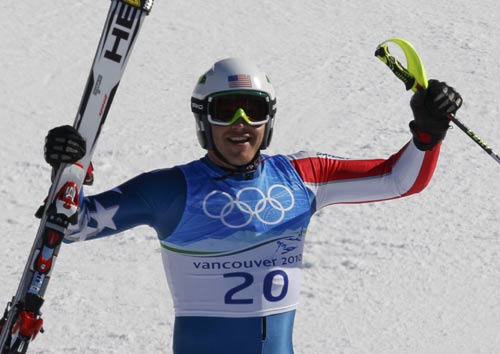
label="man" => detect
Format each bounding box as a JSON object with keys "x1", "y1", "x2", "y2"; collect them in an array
[{"x1": 44, "y1": 58, "x2": 462, "y2": 354}]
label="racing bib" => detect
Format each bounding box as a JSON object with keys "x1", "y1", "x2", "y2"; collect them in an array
[{"x1": 162, "y1": 155, "x2": 312, "y2": 317}]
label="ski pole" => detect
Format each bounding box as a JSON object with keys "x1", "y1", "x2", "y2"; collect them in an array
[
  {"x1": 375, "y1": 39, "x2": 500, "y2": 165},
  {"x1": 447, "y1": 114, "x2": 500, "y2": 164}
]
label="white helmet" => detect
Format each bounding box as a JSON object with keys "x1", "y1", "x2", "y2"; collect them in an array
[{"x1": 191, "y1": 58, "x2": 277, "y2": 150}]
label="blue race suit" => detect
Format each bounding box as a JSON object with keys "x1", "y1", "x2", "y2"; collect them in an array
[{"x1": 66, "y1": 141, "x2": 441, "y2": 353}]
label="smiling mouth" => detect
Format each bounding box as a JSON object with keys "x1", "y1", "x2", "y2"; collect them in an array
[{"x1": 228, "y1": 136, "x2": 251, "y2": 144}]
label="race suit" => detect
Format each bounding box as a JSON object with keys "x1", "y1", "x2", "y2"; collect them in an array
[{"x1": 66, "y1": 139, "x2": 441, "y2": 354}]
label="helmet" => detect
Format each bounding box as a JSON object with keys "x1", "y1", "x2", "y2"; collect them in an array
[{"x1": 191, "y1": 58, "x2": 277, "y2": 150}]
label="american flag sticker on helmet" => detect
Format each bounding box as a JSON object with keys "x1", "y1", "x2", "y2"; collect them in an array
[{"x1": 228, "y1": 74, "x2": 252, "y2": 88}]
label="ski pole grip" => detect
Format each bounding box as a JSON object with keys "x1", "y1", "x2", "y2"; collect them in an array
[
  {"x1": 375, "y1": 38, "x2": 500, "y2": 166},
  {"x1": 375, "y1": 44, "x2": 416, "y2": 91}
]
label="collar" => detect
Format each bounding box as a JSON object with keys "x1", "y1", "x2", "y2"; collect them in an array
[{"x1": 202, "y1": 154, "x2": 263, "y2": 181}]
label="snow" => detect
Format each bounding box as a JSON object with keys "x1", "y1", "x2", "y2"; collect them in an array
[{"x1": 1, "y1": 1, "x2": 499, "y2": 353}]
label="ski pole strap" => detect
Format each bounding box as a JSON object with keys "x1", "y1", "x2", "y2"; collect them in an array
[
  {"x1": 375, "y1": 37, "x2": 500, "y2": 165},
  {"x1": 375, "y1": 43, "x2": 416, "y2": 91},
  {"x1": 375, "y1": 38, "x2": 428, "y2": 92}
]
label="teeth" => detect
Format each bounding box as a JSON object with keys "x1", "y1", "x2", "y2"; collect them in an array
[{"x1": 229, "y1": 137, "x2": 249, "y2": 142}]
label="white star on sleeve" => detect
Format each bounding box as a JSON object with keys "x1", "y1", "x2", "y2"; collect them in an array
[{"x1": 92, "y1": 200, "x2": 119, "y2": 231}]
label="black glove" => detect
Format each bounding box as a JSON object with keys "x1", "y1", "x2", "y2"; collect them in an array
[
  {"x1": 44, "y1": 125, "x2": 86, "y2": 168},
  {"x1": 410, "y1": 79, "x2": 463, "y2": 150},
  {"x1": 44, "y1": 125, "x2": 93, "y2": 185}
]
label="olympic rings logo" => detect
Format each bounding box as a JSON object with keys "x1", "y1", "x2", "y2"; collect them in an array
[{"x1": 202, "y1": 184, "x2": 295, "y2": 229}]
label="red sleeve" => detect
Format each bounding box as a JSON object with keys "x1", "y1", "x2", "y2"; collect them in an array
[{"x1": 288, "y1": 140, "x2": 441, "y2": 208}]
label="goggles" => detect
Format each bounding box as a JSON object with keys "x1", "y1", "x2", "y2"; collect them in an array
[{"x1": 192, "y1": 91, "x2": 276, "y2": 126}]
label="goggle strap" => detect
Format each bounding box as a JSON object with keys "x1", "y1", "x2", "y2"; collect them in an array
[
  {"x1": 270, "y1": 97, "x2": 277, "y2": 116},
  {"x1": 191, "y1": 97, "x2": 207, "y2": 114}
]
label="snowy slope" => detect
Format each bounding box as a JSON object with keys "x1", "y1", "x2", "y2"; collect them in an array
[{"x1": 1, "y1": 1, "x2": 499, "y2": 353}]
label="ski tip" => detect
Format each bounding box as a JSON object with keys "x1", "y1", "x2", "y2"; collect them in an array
[{"x1": 119, "y1": 0, "x2": 154, "y2": 14}]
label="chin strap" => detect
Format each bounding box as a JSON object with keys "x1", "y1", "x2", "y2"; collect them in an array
[{"x1": 212, "y1": 147, "x2": 261, "y2": 181}]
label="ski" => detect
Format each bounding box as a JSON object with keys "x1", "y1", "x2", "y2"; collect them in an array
[{"x1": 0, "y1": 1, "x2": 153, "y2": 353}]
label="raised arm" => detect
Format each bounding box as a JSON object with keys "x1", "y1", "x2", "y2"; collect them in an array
[{"x1": 289, "y1": 79, "x2": 462, "y2": 211}]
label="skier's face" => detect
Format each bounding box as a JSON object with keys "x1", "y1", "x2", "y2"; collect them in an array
[{"x1": 208, "y1": 119, "x2": 265, "y2": 168}]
